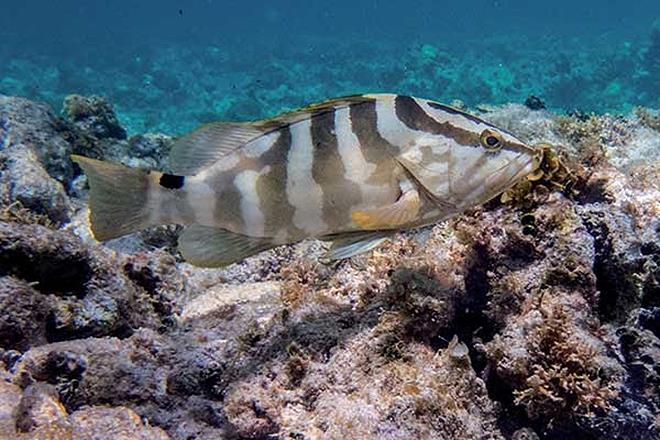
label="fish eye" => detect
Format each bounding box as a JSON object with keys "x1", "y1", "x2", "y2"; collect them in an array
[{"x1": 480, "y1": 129, "x2": 504, "y2": 151}]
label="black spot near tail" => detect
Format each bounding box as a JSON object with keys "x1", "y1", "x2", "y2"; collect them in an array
[{"x1": 159, "y1": 173, "x2": 185, "y2": 189}]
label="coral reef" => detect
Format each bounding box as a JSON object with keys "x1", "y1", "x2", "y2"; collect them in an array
[
  {"x1": 0, "y1": 95, "x2": 77, "y2": 184},
  {"x1": 0, "y1": 94, "x2": 658, "y2": 439},
  {"x1": 63, "y1": 95, "x2": 127, "y2": 140},
  {"x1": 642, "y1": 19, "x2": 660, "y2": 97},
  {"x1": 2, "y1": 27, "x2": 660, "y2": 136},
  {"x1": 0, "y1": 379, "x2": 170, "y2": 439},
  {"x1": 0, "y1": 220, "x2": 185, "y2": 347},
  {"x1": 524, "y1": 95, "x2": 546, "y2": 111}
]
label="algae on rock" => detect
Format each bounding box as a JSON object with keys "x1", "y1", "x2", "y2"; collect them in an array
[{"x1": 0, "y1": 94, "x2": 658, "y2": 439}]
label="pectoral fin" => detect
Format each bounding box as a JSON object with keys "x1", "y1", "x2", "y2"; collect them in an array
[
  {"x1": 178, "y1": 225, "x2": 274, "y2": 267},
  {"x1": 351, "y1": 189, "x2": 421, "y2": 230},
  {"x1": 396, "y1": 157, "x2": 457, "y2": 211}
]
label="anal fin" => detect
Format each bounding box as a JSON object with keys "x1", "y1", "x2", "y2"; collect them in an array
[
  {"x1": 351, "y1": 189, "x2": 421, "y2": 230},
  {"x1": 178, "y1": 225, "x2": 274, "y2": 268}
]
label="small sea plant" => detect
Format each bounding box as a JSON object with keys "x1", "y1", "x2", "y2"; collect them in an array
[{"x1": 500, "y1": 143, "x2": 579, "y2": 208}]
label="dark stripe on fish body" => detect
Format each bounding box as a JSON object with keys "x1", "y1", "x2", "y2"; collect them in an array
[
  {"x1": 348, "y1": 99, "x2": 400, "y2": 158},
  {"x1": 173, "y1": 191, "x2": 196, "y2": 224},
  {"x1": 212, "y1": 178, "x2": 245, "y2": 233},
  {"x1": 394, "y1": 95, "x2": 479, "y2": 146},
  {"x1": 349, "y1": 99, "x2": 400, "y2": 185},
  {"x1": 426, "y1": 101, "x2": 499, "y2": 127},
  {"x1": 255, "y1": 126, "x2": 304, "y2": 239},
  {"x1": 310, "y1": 108, "x2": 362, "y2": 230},
  {"x1": 426, "y1": 100, "x2": 532, "y2": 154}
]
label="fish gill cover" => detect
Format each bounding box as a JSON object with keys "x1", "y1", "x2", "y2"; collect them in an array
[{"x1": 0, "y1": 1, "x2": 659, "y2": 440}]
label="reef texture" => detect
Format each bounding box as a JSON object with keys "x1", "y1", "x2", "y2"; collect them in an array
[
  {"x1": 2, "y1": 23, "x2": 660, "y2": 136},
  {"x1": 0, "y1": 94, "x2": 658, "y2": 439}
]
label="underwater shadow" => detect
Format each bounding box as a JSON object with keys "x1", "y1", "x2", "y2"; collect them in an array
[{"x1": 176, "y1": 265, "x2": 464, "y2": 403}]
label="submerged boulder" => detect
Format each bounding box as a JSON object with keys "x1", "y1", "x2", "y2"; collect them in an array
[
  {"x1": 0, "y1": 95, "x2": 77, "y2": 224},
  {"x1": 0, "y1": 95, "x2": 76, "y2": 184},
  {"x1": 0, "y1": 277, "x2": 50, "y2": 352},
  {"x1": 63, "y1": 94, "x2": 127, "y2": 140},
  {"x1": 0, "y1": 376, "x2": 170, "y2": 439},
  {"x1": 0, "y1": 221, "x2": 186, "y2": 347},
  {"x1": 0, "y1": 146, "x2": 72, "y2": 225},
  {"x1": 0, "y1": 95, "x2": 658, "y2": 439}
]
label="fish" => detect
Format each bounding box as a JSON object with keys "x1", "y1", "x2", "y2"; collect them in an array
[{"x1": 72, "y1": 94, "x2": 541, "y2": 267}]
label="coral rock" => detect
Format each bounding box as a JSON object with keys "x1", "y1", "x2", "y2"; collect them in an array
[
  {"x1": 0, "y1": 221, "x2": 185, "y2": 342},
  {"x1": 524, "y1": 95, "x2": 546, "y2": 110},
  {"x1": 0, "y1": 276, "x2": 50, "y2": 351},
  {"x1": 0, "y1": 95, "x2": 77, "y2": 184},
  {"x1": 63, "y1": 94, "x2": 127, "y2": 140},
  {"x1": 15, "y1": 383, "x2": 67, "y2": 433},
  {"x1": 1, "y1": 147, "x2": 72, "y2": 225},
  {"x1": 0, "y1": 381, "x2": 22, "y2": 438}
]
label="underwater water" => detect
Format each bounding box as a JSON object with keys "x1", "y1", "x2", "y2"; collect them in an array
[
  {"x1": 2, "y1": 2, "x2": 660, "y2": 439},
  {"x1": 1, "y1": 0, "x2": 659, "y2": 134}
]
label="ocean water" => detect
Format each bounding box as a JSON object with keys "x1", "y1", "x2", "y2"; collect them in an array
[{"x1": 1, "y1": 0, "x2": 659, "y2": 135}]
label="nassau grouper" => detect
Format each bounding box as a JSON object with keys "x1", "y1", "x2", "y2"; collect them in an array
[{"x1": 72, "y1": 94, "x2": 541, "y2": 267}]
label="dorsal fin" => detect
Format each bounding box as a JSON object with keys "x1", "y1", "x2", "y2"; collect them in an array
[
  {"x1": 253, "y1": 95, "x2": 378, "y2": 130},
  {"x1": 169, "y1": 122, "x2": 263, "y2": 175},
  {"x1": 170, "y1": 95, "x2": 380, "y2": 175}
]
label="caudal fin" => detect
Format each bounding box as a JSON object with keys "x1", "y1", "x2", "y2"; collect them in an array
[{"x1": 71, "y1": 155, "x2": 153, "y2": 241}]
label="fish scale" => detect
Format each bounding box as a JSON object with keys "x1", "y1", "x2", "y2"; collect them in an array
[{"x1": 72, "y1": 94, "x2": 541, "y2": 267}]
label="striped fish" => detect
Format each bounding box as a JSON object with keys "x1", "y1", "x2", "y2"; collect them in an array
[{"x1": 72, "y1": 94, "x2": 541, "y2": 267}]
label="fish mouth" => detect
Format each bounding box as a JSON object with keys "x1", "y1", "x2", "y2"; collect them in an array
[
  {"x1": 511, "y1": 153, "x2": 538, "y2": 184},
  {"x1": 474, "y1": 152, "x2": 538, "y2": 205},
  {"x1": 507, "y1": 152, "x2": 538, "y2": 185},
  {"x1": 447, "y1": 151, "x2": 536, "y2": 210}
]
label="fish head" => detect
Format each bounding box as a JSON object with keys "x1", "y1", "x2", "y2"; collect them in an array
[
  {"x1": 410, "y1": 104, "x2": 542, "y2": 210},
  {"x1": 446, "y1": 125, "x2": 541, "y2": 209}
]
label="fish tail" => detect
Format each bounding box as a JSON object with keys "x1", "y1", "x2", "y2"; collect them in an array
[{"x1": 71, "y1": 155, "x2": 159, "y2": 240}]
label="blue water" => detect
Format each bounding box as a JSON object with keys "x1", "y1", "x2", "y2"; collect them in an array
[{"x1": 1, "y1": 1, "x2": 659, "y2": 134}]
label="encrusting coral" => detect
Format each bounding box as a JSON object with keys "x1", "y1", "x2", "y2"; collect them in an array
[
  {"x1": 487, "y1": 302, "x2": 622, "y2": 421},
  {"x1": 0, "y1": 94, "x2": 658, "y2": 439},
  {"x1": 63, "y1": 95, "x2": 127, "y2": 140},
  {"x1": 3, "y1": 25, "x2": 660, "y2": 136},
  {"x1": 634, "y1": 107, "x2": 660, "y2": 132},
  {"x1": 642, "y1": 19, "x2": 660, "y2": 96}
]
